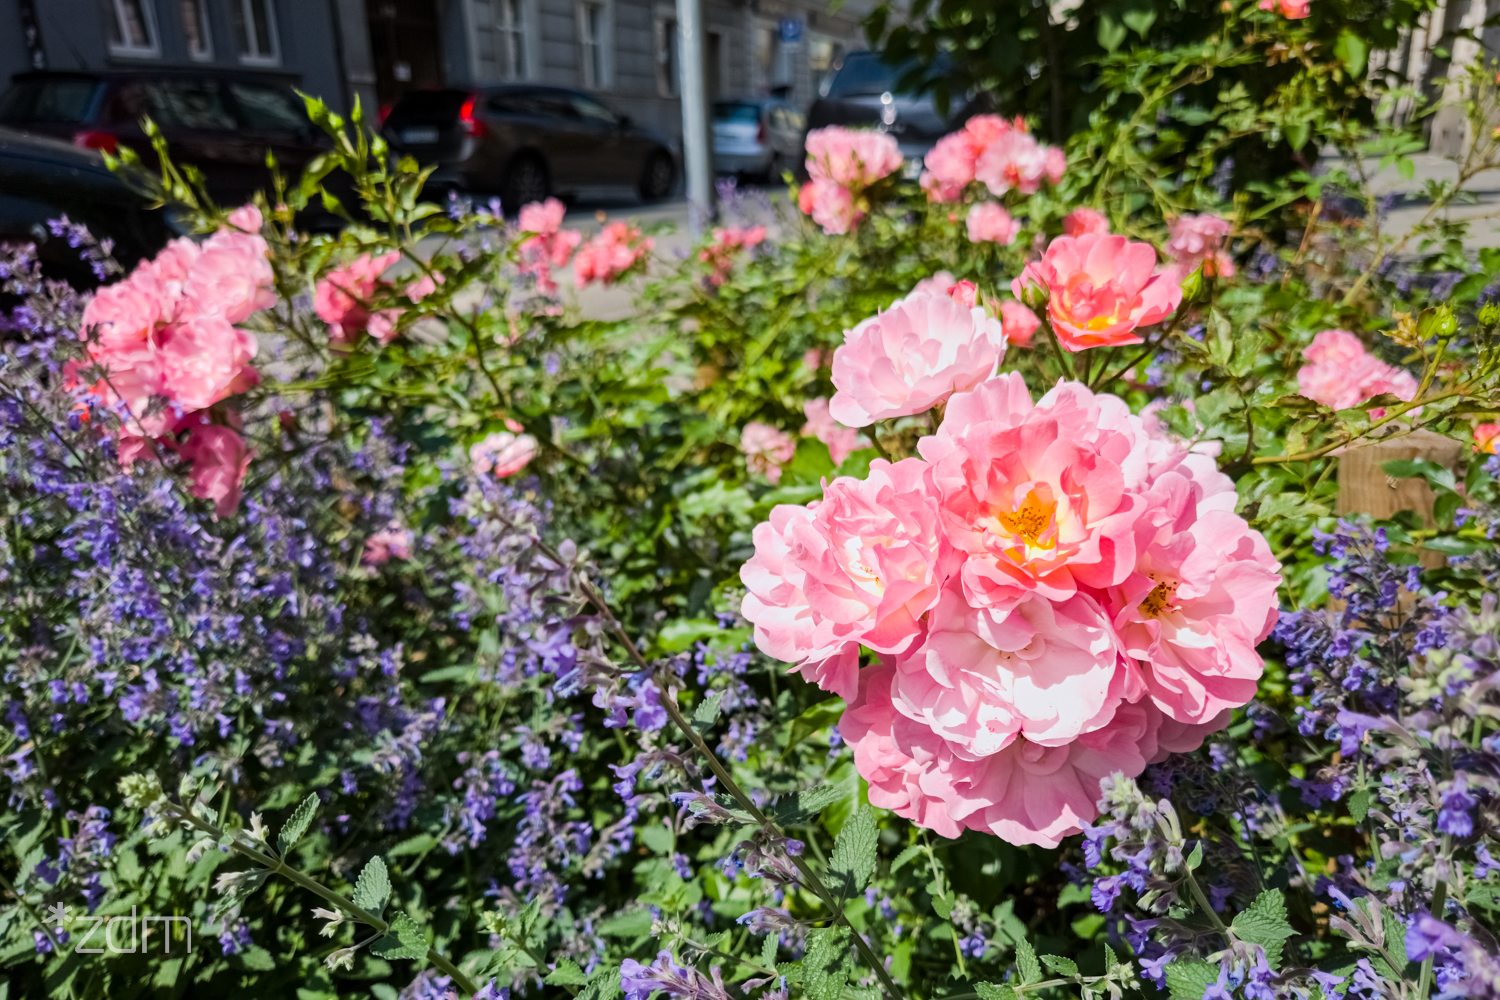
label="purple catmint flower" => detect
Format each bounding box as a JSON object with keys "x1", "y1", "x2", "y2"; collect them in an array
[
  {"x1": 620, "y1": 951, "x2": 731, "y2": 1000},
  {"x1": 1438, "y1": 774, "x2": 1477, "y2": 838}
]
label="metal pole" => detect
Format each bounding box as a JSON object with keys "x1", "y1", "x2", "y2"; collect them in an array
[{"x1": 676, "y1": 0, "x2": 712, "y2": 226}]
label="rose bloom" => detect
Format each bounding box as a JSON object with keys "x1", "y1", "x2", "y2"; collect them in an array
[
  {"x1": 802, "y1": 397, "x2": 866, "y2": 465},
  {"x1": 470, "y1": 429, "x2": 538, "y2": 477},
  {"x1": 1476, "y1": 423, "x2": 1500, "y2": 454},
  {"x1": 176, "y1": 422, "x2": 251, "y2": 518},
  {"x1": 740, "y1": 458, "x2": 955, "y2": 698},
  {"x1": 798, "y1": 179, "x2": 862, "y2": 236},
  {"x1": 157, "y1": 314, "x2": 260, "y2": 412},
  {"x1": 920, "y1": 115, "x2": 1017, "y2": 203},
  {"x1": 741, "y1": 421, "x2": 797, "y2": 483},
  {"x1": 364, "y1": 523, "x2": 414, "y2": 565},
  {"x1": 804, "y1": 127, "x2": 903, "y2": 188},
  {"x1": 999, "y1": 300, "x2": 1041, "y2": 347},
  {"x1": 1296, "y1": 330, "x2": 1418, "y2": 412},
  {"x1": 829, "y1": 290, "x2": 1008, "y2": 427},
  {"x1": 910, "y1": 271, "x2": 958, "y2": 298},
  {"x1": 315, "y1": 251, "x2": 402, "y2": 344},
  {"x1": 406, "y1": 271, "x2": 446, "y2": 302},
  {"x1": 574, "y1": 222, "x2": 652, "y2": 287},
  {"x1": 1012, "y1": 234, "x2": 1183, "y2": 352},
  {"x1": 975, "y1": 131, "x2": 1056, "y2": 196},
  {"x1": 1259, "y1": 0, "x2": 1310, "y2": 16},
  {"x1": 966, "y1": 203, "x2": 1020, "y2": 245},
  {"x1": 1063, "y1": 208, "x2": 1110, "y2": 237},
  {"x1": 184, "y1": 228, "x2": 276, "y2": 325},
  {"x1": 226, "y1": 203, "x2": 263, "y2": 233},
  {"x1": 700, "y1": 225, "x2": 768, "y2": 285},
  {"x1": 518, "y1": 198, "x2": 584, "y2": 295},
  {"x1": 1165, "y1": 214, "x2": 1234, "y2": 278}
]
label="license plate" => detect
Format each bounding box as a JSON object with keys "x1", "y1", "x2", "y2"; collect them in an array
[{"x1": 401, "y1": 126, "x2": 439, "y2": 144}]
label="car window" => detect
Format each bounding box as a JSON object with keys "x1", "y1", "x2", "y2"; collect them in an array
[
  {"x1": 569, "y1": 95, "x2": 616, "y2": 126},
  {"x1": 107, "y1": 79, "x2": 235, "y2": 130},
  {"x1": 0, "y1": 78, "x2": 101, "y2": 124},
  {"x1": 714, "y1": 102, "x2": 759, "y2": 124},
  {"x1": 227, "y1": 82, "x2": 304, "y2": 131},
  {"x1": 528, "y1": 93, "x2": 578, "y2": 120},
  {"x1": 825, "y1": 52, "x2": 921, "y2": 99}
]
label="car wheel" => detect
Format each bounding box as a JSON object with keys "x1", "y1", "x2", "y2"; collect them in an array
[
  {"x1": 502, "y1": 155, "x2": 549, "y2": 214},
  {"x1": 638, "y1": 151, "x2": 675, "y2": 202}
]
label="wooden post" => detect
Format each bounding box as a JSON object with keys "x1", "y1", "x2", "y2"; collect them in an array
[{"x1": 1336, "y1": 429, "x2": 1465, "y2": 568}]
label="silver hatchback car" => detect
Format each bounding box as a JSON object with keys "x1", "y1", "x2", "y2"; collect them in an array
[{"x1": 712, "y1": 98, "x2": 805, "y2": 182}]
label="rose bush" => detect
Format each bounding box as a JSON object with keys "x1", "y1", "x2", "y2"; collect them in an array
[{"x1": 3, "y1": 21, "x2": 1500, "y2": 1000}]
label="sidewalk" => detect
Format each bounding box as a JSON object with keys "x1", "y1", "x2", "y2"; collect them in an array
[{"x1": 1329, "y1": 151, "x2": 1500, "y2": 249}]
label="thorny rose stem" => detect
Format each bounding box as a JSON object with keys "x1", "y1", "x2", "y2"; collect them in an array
[
  {"x1": 567, "y1": 572, "x2": 907, "y2": 1000},
  {"x1": 162, "y1": 799, "x2": 481, "y2": 996}
]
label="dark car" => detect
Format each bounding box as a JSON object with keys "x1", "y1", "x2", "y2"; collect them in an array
[
  {"x1": 805, "y1": 51, "x2": 989, "y2": 170},
  {"x1": 713, "y1": 97, "x2": 805, "y2": 181},
  {"x1": 0, "y1": 70, "x2": 330, "y2": 209},
  {"x1": 0, "y1": 126, "x2": 173, "y2": 286},
  {"x1": 382, "y1": 86, "x2": 677, "y2": 209}
]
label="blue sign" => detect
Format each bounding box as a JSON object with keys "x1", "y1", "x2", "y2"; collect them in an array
[{"x1": 778, "y1": 18, "x2": 803, "y2": 43}]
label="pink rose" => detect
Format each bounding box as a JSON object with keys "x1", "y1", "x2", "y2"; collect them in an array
[
  {"x1": 999, "y1": 300, "x2": 1041, "y2": 347},
  {"x1": 518, "y1": 197, "x2": 567, "y2": 236},
  {"x1": 798, "y1": 179, "x2": 862, "y2": 236},
  {"x1": 176, "y1": 423, "x2": 251, "y2": 517},
  {"x1": 157, "y1": 314, "x2": 260, "y2": 411},
  {"x1": 226, "y1": 203, "x2": 263, "y2": 233},
  {"x1": 406, "y1": 271, "x2": 446, "y2": 302},
  {"x1": 804, "y1": 127, "x2": 903, "y2": 188},
  {"x1": 1475, "y1": 423, "x2": 1500, "y2": 454},
  {"x1": 919, "y1": 116, "x2": 1020, "y2": 202},
  {"x1": 829, "y1": 291, "x2": 1008, "y2": 427},
  {"x1": 919, "y1": 170, "x2": 965, "y2": 204},
  {"x1": 1063, "y1": 208, "x2": 1110, "y2": 237},
  {"x1": 315, "y1": 251, "x2": 402, "y2": 344},
  {"x1": 740, "y1": 458, "x2": 954, "y2": 699},
  {"x1": 910, "y1": 271, "x2": 957, "y2": 298},
  {"x1": 975, "y1": 131, "x2": 1053, "y2": 196},
  {"x1": 470, "y1": 430, "x2": 538, "y2": 477},
  {"x1": 82, "y1": 277, "x2": 164, "y2": 357},
  {"x1": 1012, "y1": 234, "x2": 1183, "y2": 352},
  {"x1": 946, "y1": 280, "x2": 978, "y2": 309},
  {"x1": 363, "y1": 522, "x2": 414, "y2": 565},
  {"x1": 1165, "y1": 214, "x2": 1234, "y2": 278},
  {"x1": 802, "y1": 397, "x2": 866, "y2": 466},
  {"x1": 965, "y1": 203, "x2": 1020, "y2": 245},
  {"x1": 1304, "y1": 329, "x2": 1367, "y2": 366},
  {"x1": 1259, "y1": 0, "x2": 1310, "y2": 17},
  {"x1": 700, "y1": 225, "x2": 768, "y2": 285},
  {"x1": 574, "y1": 222, "x2": 652, "y2": 287},
  {"x1": 919, "y1": 374, "x2": 1151, "y2": 613},
  {"x1": 1044, "y1": 147, "x2": 1067, "y2": 185},
  {"x1": 1296, "y1": 331, "x2": 1418, "y2": 412},
  {"x1": 184, "y1": 229, "x2": 276, "y2": 325},
  {"x1": 741, "y1": 421, "x2": 797, "y2": 483}
]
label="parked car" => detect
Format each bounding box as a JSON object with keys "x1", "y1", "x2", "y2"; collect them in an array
[
  {"x1": 0, "y1": 70, "x2": 332, "y2": 210},
  {"x1": 381, "y1": 86, "x2": 677, "y2": 209},
  {"x1": 712, "y1": 98, "x2": 805, "y2": 182},
  {"x1": 804, "y1": 51, "x2": 990, "y2": 171},
  {"x1": 0, "y1": 126, "x2": 173, "y2": 288}
]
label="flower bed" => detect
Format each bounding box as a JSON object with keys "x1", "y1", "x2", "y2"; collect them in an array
[{"x1": 4, "y1": 21, "x2": 1500, "y2": 1000}]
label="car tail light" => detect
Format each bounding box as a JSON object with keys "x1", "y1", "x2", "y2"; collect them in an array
[
  {"x1": 73, "y1": 131, "x2": 118, "y2": 154},
  {"x1": 377, "y1": 103, "x2": 392, "y2": 127},
  {"x1": 459, "y1": 94, "x2": 486, "y2": 138}
]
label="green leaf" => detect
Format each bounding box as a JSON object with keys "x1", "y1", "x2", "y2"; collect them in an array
[
  {"x1": 1206, "y1": 308, "x2": 1234, "y2": 370},
  {"x1": 692, "y1": 692, "x2": 723, "y2": 732},
  {"x1": 1121, "y1": 3, "x2": 1156, "y2": 37},
  {"x1": 1231, "y1": 889, "x2": 1297, "y2": 969},
  {"x1": 783, "y1": 697, "x2": 847, "y2": 758},
  {"x1": 829, "y1": 805, "x2": 878, "y2": 902},
  {"x1": 1014, "y1": 938, "x2": 1042, "y2": 985},
  {"x1": 370, "y1": 912, "x2": 427, "y2": 961},
  {"x1": 598, "y1": 908, "x2": 654, "y2": 938},
  {"x1": 578, "y1": 966, "x2": 624, "y2": 1000},
  {"x1": 1185, "y1": 841, "x2": 1203, "y2": 871},
  {"x1": 353, "y1": 856, "x2": 392, "y2": 920},
  {"x1": 1097, "y1": 13, "x2": 1127, "y2": 52},
  {"x1": 976, "y1": 985, "x2": 1020, "y2": 1000},
  {"x1": 234, "y1": 946, "x2": 278, "y2": 971},
  {"x1": 891, "y1": 844, "x2": 924, "y2": 874},
  {"x1": 1334, "y1": 30, "x2": 1368, "y2": 77},
  {"x1": 1349, "y1": 788, "x2": 1372, "y2": 823},
  {"x1": 1165, "y1": 959, "x2": 1219, "y2": 1000},
  {"x1": 546, "y1": 960, "x2": 590, "y2": 986},
  {"x1": 802, "y1": 926, "x2": 851, "y2": 1000},
  {"x1": 770, "y1": 782, "x2": 849, "y2": 825},
  {"x1": 761, "y1": 932, "x2": 779, "y2": 968},
  {"x1": 656, "y1": 617, "x2": 724, "y2": 653},
  {"x1": 1041, "y1": 955, "x2": 1079, "y2": 976},
  {"x1": 278, "y1": 793, "x2": 319, "y2": 856}
]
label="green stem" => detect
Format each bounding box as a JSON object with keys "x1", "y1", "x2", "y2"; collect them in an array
[
  {"x1": 164, "y1": 802, "x2": 479, "y2": 995},
  {"x1": 0, "y1": 866, "x2": 61, "y2": 953}
]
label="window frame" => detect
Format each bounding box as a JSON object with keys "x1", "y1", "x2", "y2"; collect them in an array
[
  {"x1": 576, "y1": 0, "x2": 612, "y2": 91},
  {"x1": 107, "y1": 0, "x2": 163, "y2": 59},
  {"x1": 654, "y1": 8, "x2": 678, "y2": 98},
  {"x1": 231, "y1": 0, "x2": 281, "y2": 67},
  {"x1": 180, "y1": 0, "x2": 213, "y2": 61}
]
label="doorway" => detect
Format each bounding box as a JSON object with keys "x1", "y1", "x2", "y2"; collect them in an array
[{"x1": 367, "y1": 0, "x2": 444, "y2": 109}]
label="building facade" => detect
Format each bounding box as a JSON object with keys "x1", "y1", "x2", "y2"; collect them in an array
[{"x1": 0, "y1": 0, "x2": 874, "y2": 150}]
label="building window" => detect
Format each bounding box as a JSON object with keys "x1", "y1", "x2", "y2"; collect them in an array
[
  {"x1": 499, "y1": 0, "x2": 527, "y2": 79},
  {"x1": 655, "y1": 15, "x2": 678, "y2": 97},
  {"x1": 577, "y1": 1, "x2": 610, "y2": 90},
  {"x1": 107, "y1": 0, "x2": 161, "y2": 58},
  {"x1": 180, "y1": 0, "x2": 212, "y2": 60},
  {"x1": 231, "y1": 0, "x2": 280, "y2": 65}
]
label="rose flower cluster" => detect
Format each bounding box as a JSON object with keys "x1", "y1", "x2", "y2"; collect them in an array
[
  {"x1": 740, "y1": 280, "x2": 1281, "y2": 847},
  {"x1": 69, "y1": 204, "x2": 276, "y2": 515}
]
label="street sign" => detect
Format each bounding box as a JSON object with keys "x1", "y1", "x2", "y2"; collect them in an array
[{"x1": 778, "y1": 18, "x2": 803, "y2": 43}]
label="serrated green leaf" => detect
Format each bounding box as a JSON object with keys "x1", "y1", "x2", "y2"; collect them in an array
[
  {"x1": 578, "y1": 966, "x2": 624, "y2": 1000},
  {"x1": 353, "y1": 856, "x2": 391, "y2": 920},
  {"x1": 692, "y1": 692, "x2": 723, "y2": 732},
  {"x1": 1041, "y1": 955, "x2": 1079, "y2": 976},
  {"x1": 1349, "y1": 788, "x2": 1372, "y2": 823},
  {"x1": 1014, "y1": 938, "x2": 1041, "y2": 985},
  {"x1": 1165, "y1": 959, "x2": 1219, "y2": 1000},
  {"x1": 891, "y1": 844, "x2": 924, "y2": 874},
  {"x1": 1185, "y1": 841, "x2": 1203, "y2": 870},
  {"x1": 370, "y1": 912, "x2": 426, "y2": 961},
  {"x1": 761, "y1": 932, "x2": 779, "y2": 968},
  {"x1": 829, "y1": 806, "x2": 878, "y2": 902},
  {"x1": 1231, "y1": 889, "x2": 1296, "y2": 969},
  {"x1": 278, "y1": 793, "x2": 319, "y2": 856},
  {"x1": 976, "y1": 985, "x2": 1019, "y2": 1000},
  {"x1": 546, "y1": 959, "x2": 589, "y2": 986},
  {"x1": 802, "y1": 926, "x2": 851, "y2": 1000}
]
